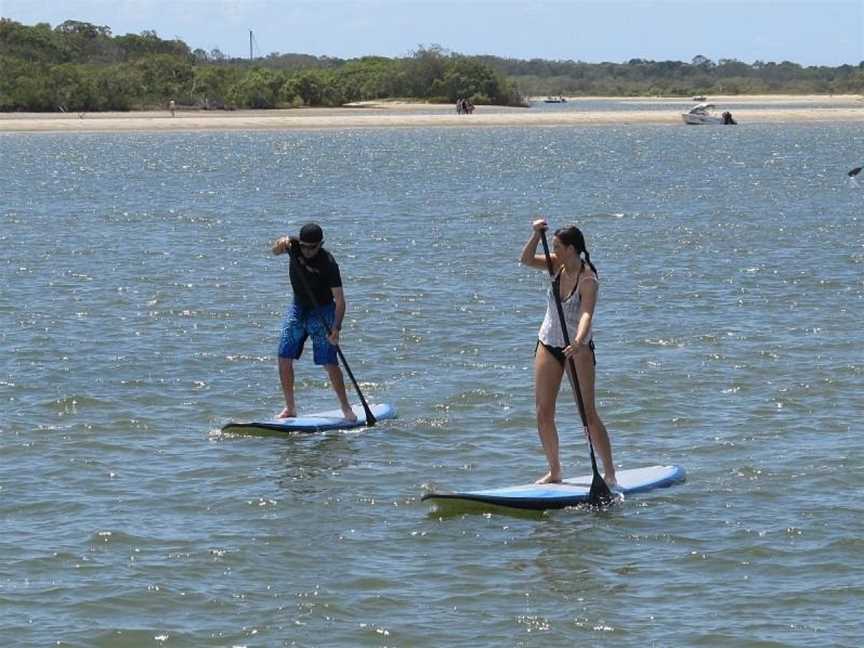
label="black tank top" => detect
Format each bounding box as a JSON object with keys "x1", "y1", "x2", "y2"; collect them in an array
[{"x1": 289, "y1": 248, "x2": 343, "y2": 308}]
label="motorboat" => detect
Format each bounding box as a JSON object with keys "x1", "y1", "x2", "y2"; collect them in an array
[
  {"x1": 682, "y1": 103, "x2": 722, "y2": 124},
  {"x1": 543, "y1": 96, "x2": 567, "y2": 103},
  {"x1": 682, "y1": 103, "x2": 736, "y2": 125}
]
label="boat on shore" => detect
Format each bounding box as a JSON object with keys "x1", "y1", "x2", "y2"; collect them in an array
[
  {"x1": 543, "y1": 96, "x2": 567, "y2": 103},
  {"x1": 682, "y1": 103, "x2": 737, "y2": 125}
]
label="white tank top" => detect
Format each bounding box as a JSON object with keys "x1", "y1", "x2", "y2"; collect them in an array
[{"x1": 538, "y1": 269, "x2": 597, "y2": 348}]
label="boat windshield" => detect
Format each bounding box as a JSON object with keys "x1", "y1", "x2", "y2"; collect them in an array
[{"x1": 688, "y1": 103, "x2": 715, "y2": 113}]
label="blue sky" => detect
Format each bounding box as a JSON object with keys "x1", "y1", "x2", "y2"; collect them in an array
[{"x1": 2, "y1": 0, "x2": 861, "y2": 66}]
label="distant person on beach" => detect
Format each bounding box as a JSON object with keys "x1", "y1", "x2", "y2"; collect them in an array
[
  {"x1": 519, "y1": 218, "x2": 616, "y2": 487},
  {"x1": 169, "y1": 99, "x2": 175, "y2": 117},
  {"x1": 456, "y1": 98, "x2": 464, "y2": 115},
  {"x1": 272, "y1": 223, "x2": 357, "y2": 422}
]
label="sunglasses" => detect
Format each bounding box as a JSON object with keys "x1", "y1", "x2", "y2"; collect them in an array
[{"x1": 299, "y1": 240, "x2": 322, "y2": 249}]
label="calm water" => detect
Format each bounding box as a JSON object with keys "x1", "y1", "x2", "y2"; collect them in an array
[
  {"x1": 2, "y1": 122, "x2": 862, "y2": 647},
  {"x1": 529, "y1": 97, "x2": 862, "y2": 112}
]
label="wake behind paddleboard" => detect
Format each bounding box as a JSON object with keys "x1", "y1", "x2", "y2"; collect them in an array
[
  {"x1": 423, "y1": 464, "x2": 685, "y2": 511},
  {"x1": 222, "y1": 402, "x2": 396, "y2": 433}
]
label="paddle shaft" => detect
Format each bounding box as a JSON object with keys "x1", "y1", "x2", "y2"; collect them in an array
[
  {"x1": 538, "y1": 229, "x2": 606, "y2": 486},
  {"x1": 287, "y1": 248, "x2": 376, "y2": 425}
]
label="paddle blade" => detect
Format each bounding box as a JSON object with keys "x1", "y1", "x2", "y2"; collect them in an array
[
  {"x1": 363, "y1": 404, "x2": 377, "y2": 426},
  {"x1": 848, "y1": 167, "x2": 862, "y2": 177},
  {"x1": 587, "y1": 471, "x2": 614, "y2": 507},
  {"x1": 585, "y1": 440, "x2": 614, "y2": 506}
]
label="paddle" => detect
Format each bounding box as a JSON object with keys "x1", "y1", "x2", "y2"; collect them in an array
[
  {"x1": 848, "y1": 167, "x2": 862, "y2": 177},
  {"x1": 287, "y1": 245, "x2": 376, "y2": 426},
  {"x1": 538, "y1": 228, "x2": 613, "y2": 507}
]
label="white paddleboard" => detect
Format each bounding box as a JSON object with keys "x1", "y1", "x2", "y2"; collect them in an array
[
  {"x1": 222, "y1": 402, "x2": 396, "y2": 433},
  {"x1": 423, "y1": 464, "x2": 685, "y2": 511}
]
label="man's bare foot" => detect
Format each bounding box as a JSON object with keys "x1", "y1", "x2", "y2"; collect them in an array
[
  {"x1": 277, "y1": 407, "x2": 296, "y2": 419},
  {"x1": 604, "y1": 474, "x2": 619, "y2": 489},
  {"x1": 341, "y1": 407, "x2": 358, "y2": 423},
  {"x1": 535, "y1": 471, "x2": 562, "y2": 485}
]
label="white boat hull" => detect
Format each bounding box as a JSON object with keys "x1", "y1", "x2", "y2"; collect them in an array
[{"x1": 682, "y1": 113, "x2": 725, "y2": 125}]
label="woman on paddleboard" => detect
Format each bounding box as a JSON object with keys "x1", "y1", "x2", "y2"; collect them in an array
[
  {"x1": 272, "y1": 222, "x2": 357, "y2": 422},
  {"x1": 520, "y1": 219, "x2": 616, "y2": 487}
]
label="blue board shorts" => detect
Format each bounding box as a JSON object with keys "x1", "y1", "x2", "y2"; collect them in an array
[{"x1": 277, "y1": 302, "x2": 338, "y2": 366}]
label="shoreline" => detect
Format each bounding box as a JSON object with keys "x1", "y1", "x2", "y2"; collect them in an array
[{"x1": 2, "y1": 95, "x2": 861, "y2": 133}]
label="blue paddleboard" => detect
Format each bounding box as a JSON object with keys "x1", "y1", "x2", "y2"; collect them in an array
[
  {"x1": 222, "y1": 402, "x2": 396, "y2": 433},
  {"x1": 423, "y1": 464, "x2": 686, "y2": 511}
]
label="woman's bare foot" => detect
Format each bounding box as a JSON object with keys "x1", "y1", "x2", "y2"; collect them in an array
[
  {"x1": 341, "y1": 406, "x2": 358, "y2": 423},
  {"x1": 277, "y1": 407, "x2": 296, "y2": 419},
  {"x1": 535, "y1": 471, "x2": 562, "y2": 485}
]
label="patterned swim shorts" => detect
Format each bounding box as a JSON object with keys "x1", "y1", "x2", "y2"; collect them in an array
[{"x1": 277, "y1": 302, "x2": 338, "y2": 365}]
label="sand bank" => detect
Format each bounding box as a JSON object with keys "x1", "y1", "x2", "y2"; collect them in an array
[{"x1": 2, "y1": 96, "x2": 861, "y2": 133}]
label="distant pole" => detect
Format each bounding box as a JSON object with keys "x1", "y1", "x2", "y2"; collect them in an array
[{"x1": 249, "y1": 30, "x2": 253, "y2": 61}]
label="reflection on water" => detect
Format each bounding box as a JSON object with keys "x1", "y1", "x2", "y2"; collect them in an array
[{"x1": 276, "y1": 433, "x2": 358, "y2": 491}]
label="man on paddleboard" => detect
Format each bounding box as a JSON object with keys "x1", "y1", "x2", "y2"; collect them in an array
[{"x1": 272, "y1": 223, "x2": 357, "y2": 422}]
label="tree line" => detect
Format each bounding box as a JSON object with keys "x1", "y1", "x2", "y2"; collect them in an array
[
  {"x1": 479, "y1": 54, "x2": 864, "y2": 97},
  {"x1": 1, "y1": 18, "x2": 861, "y2": 113},
  {"x1": 0, "y1": 19, "x2": 522, "y2": 111}
]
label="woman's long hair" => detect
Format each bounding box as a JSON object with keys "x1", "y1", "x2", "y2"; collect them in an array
[{"x1": 555, "y1": 225, "x2": 598, "y2": 276}]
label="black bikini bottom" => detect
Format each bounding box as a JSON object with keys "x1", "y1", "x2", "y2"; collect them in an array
[{"x1": 535, "y1": 339, "x2": 596, "y2": 367}]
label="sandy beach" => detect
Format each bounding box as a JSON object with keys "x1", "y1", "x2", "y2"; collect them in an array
[{"x1": 1, "y1": 95, "x2": 861, "y2": 133}]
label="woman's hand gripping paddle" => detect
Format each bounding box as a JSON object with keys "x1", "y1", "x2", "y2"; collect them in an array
[
  {"x1": 538, "y1": 228, "x2": 613, "y2": 507},
  {"x1": 288, "y1": 246, "x2": 377, "y2": 426}
]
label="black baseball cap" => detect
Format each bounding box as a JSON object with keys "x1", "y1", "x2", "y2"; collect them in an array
[{"x1": 299, "y1": 222, "x2": 323, "y2": 244}]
